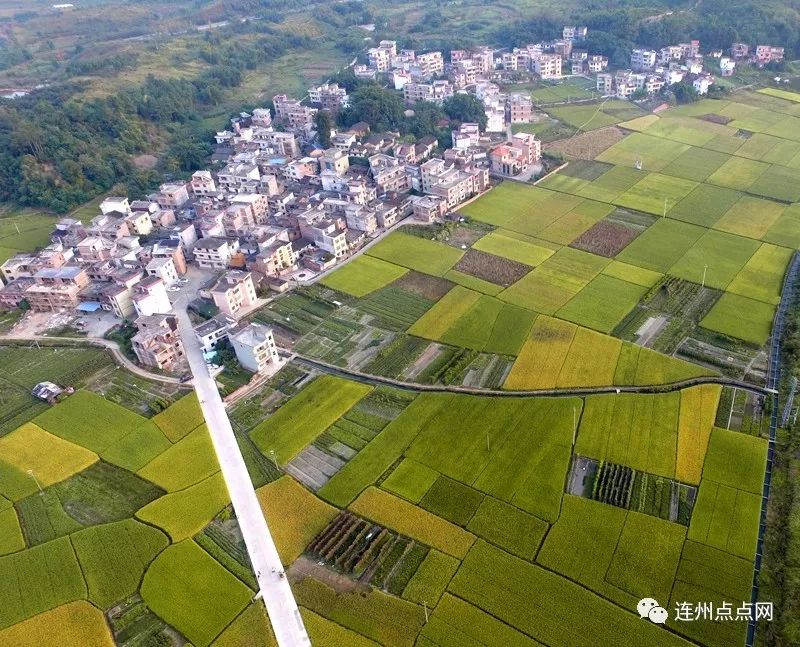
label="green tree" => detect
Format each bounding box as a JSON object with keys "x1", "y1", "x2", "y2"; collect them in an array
[
  {"x1": 672, "y1": 81, "x2": 699, "y2": 104},
  {"x1": 315, "y1": 111, "x2": 333, "y2": 148},
  {"x1": 339, "y1": 83, "x2": 405, "y2": 131},
  {"x1": 443, "y1": 94, "x2": 487, "y2": 130},
  {"x1": 408, "y1": 101, "x2": 446, "y2": 139}
]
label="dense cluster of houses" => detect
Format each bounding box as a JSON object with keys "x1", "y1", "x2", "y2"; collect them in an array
[
  {"x1": 598, "y1": 39, "x2": 786, "y2": 99},
  {"x1": 0, "y1": 72, "x2": 547, "y2": 375}
]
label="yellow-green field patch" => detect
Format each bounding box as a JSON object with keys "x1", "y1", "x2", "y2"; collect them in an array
[
  {"x1": 499, "y1": 247, "x2": 609, "y2": 314},
  {"x1": 706, "y1": 156, "x2": 769, "y2": 190},
  {"x1": 669, "y1": 229, "x2": 760, "y2": 290},
  {"x1": 614, "y1": 173, "x2": 698, "y2": 216},
  {"x1": 367, "y1": 232, "x2": 463, "y2": 277},
  {"x1": 256, "y1": 476, "x2": 338, "y2": 565},
  {"x1": 0, "y1": 601, "x2": 113, "y2": 647},
  {"x1": 0, "y1": 423, "x2": 98, "y2": 501},
  {"x1": 601, "y1": 260, "x2": 663, "y2": 287},
  {"x1": 555, "y1": 275, "x2": 647, "y2": 333},
  {"x1": 408, "y1": 285, "x2": 482, "y2": 340},
  {"x1": 504, "y1": 316, "x2": 577, "y2": 390},
  {"x1": 713, "y1": 195, "x2": 785, "y2": 239},
  {"x1": 472, "y1": 230, "x2": 555, "y2": 266},
  {"x1": 666, "y1": 184, "x2": 743, "y2": 228},
  {"x1": 556, "y1": 327, "x2": 622, "y2": 388},
  {"x1": 701, "y1": 293, "x2": 776, "y2": 346},
  {"x1": 676, "y1": 385, "x2": 722, "y2": 485},
  {"x1": 321, "y1": 255, "x2": 408, "y2": 297},
  {"x1": 349, "y1": 487, "x2": 475, "y2": 558},
  {"x1": 727, "y1": 243, "x2": 792, "y2": 304}
]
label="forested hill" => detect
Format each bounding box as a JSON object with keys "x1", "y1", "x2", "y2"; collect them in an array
[{"x1": 0, "y1": 0, "x2": 366, "y2": 213}]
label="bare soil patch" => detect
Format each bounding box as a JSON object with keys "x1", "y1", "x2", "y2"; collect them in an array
[
  {"x1": 392, "y1": 271, "x2": 454, "y2": 300},
  {"x1": 454, "y1": 249, "x2": 531, "y2": 286},
  {"x1": 289, "y1": 556, "x2": 366, "y2": 594},
  {"x1": 544, "y1": 126, "x2": 626, "y2": 160},
  {"x1": 570, "y1": 220, "x2": 640, "y2": 257}
]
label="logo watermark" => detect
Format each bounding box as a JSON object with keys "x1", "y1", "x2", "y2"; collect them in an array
[{"x1": 638, "y1": 599, "x2": 773, "y2": 624}]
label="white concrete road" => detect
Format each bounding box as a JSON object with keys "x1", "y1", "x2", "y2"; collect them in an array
[{"x1": 174, "y1": 304, "x2": 310, "y2": 647}]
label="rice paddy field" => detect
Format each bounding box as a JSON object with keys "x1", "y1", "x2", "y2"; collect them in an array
[
  {"x1": 0, "y1": 387, "x2": 272, "y2": 646},
  {"x1": 1, "y1": 356, "x2": 769, "y2": 647},
  {"x1": 206, "y1": 372, "x2": 760, "y2": 647},
  {"x1": 307, "y1": 89, "x2": 800, "y2": 392},
  {"x1": 190, "y1": 88, "x2": 797, "y2": 646}
]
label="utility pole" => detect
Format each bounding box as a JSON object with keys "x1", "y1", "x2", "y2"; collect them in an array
[
  {"x1": 423, "y1": 601, "x2": 429, "y2": 623},
  {"x1": 663, "y1": 198, "x2": 668, "y2": 218},
  {"x1": 701, "y1": 264, "x2": 708, "y2": 289},
  {"x1": 486, "y1": 430, "x2": 490, "y2": 453},
  {"x1": 270, "y1": 449, "x2": 278, "y2": 470}
]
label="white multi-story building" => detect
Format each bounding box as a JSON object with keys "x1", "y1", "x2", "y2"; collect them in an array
[
  {"x1": 145, "y1": 256, "x2": 179, "y2": 287},
  {"x1": 193, "y1": 237, "x2": 239, "y2": 270},
  {"x1": 693, "y1": 74, "x2": 713, "y2": 95},
  {"x1": 194, "y1": 313, "x2": 237, "y2": 354},
  {"x1": 368, "y1": 40, "x2": 396, "y2": 71},
  {"x1": 230, "y1": 323, "x2": 280, "y2": 373},
  {"x1": 720, "y1": 56, "x2": 736, "y2": 77},
  {"x1": 403, "y1": 80, "x2": 454, "y2": 105},
  {"x1": 132, "y1": 276, "x2": 171, "y2": 317},
  {"x1": 532, "y1": 54, "x2": 562, "y2": 79},
  {"x1": 631, "y1": 48, "x2": 657, "y2": 71}
]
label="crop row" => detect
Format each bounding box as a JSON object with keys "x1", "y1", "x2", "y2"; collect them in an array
[
  {"x1": 306, "y1": 511, "x2": 430, "y2": 596},
  {"x1": 364, "y1": 335, "x2": 429, "y2": 377},
  {"x1": 357, "y1": 287, "x2": 434, "y2": 331},
  {"x1": 591, "y1": 461, "x2": 634, "y2": 508}
]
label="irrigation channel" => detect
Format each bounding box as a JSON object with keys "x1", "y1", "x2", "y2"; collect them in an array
[{"x1": 746, "y1": 251, "x2": 800, "y2": 647}]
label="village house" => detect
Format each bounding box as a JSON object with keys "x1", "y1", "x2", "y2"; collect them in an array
[
  {"x1": 194, "y1": 312, "x2": 238, "y2": 354},
  {"x1": 193, "y1": 237, "x2": 240, "y2": 270},
  {"x1": 210, "y1": 270, "x2": 258, "y2": 317},
  {"x1": 131, "y1": 314, "x2": 185, "y2": 371},
  {"x1": 229, "y1": 322, "x2": 280, "y2": 373},
  {"x1": 132, "y1": 276, "x2": 171, "y2": 317}
]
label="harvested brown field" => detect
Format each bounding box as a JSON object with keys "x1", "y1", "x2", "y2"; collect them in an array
[
  {"x1": 570, "y1": 220, "x2": 640, "y2": 257},
  {"x1": 392, "y1": 271, "x2": 454, "y2": 300},
  {"x1": 453, "y1": 249, "x2": 531, "y2": 286},
  {"x1": 544, "y1": 126, "x2": 626, "y2": 160}
]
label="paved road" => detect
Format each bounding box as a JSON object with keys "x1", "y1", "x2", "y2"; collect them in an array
[{"x1": 174, "y1": 306, "x2": 310, "y2": 647}]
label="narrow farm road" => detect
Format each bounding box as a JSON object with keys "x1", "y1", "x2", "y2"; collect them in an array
[
  {"x1": 292, "y1": 353, "x2": 771, "y2": 397},
  {"x1": 0, "y1": 334, "x2": 182, "y2": 384},
  {"x1": 174, "y1": 304, "x2": 310, "y2": 647}
]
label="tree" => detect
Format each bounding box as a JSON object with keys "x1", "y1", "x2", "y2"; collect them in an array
[
  {"x1": 339, "y1": 83, "x2": 405, "y2": 131},
  {"x1": 315, "y1": 111, "x2": 333, "y2": 148},
  {"x1": 672, "y1": 81, "x2": 699, "y2": 104},
  {"x1": 408, "y1": 101, "x2": 446, "y2": 139},
  {"x1": 443, "y1": 94, "x2": 487, "y2": 130}
]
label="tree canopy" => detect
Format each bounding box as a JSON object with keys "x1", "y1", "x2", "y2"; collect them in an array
[{"x1": 443, "y1": 94, "x2": 488, "y2": 130}]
